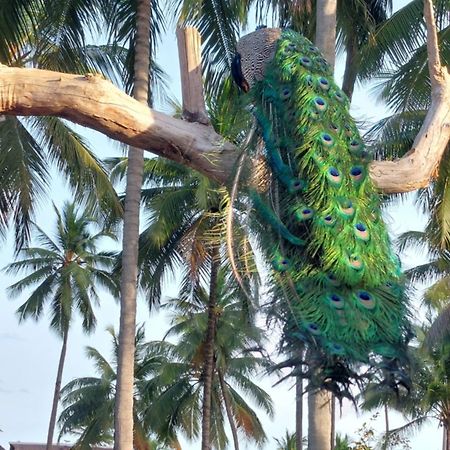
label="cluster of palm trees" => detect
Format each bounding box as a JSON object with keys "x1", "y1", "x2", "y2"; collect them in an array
[{"x1": 1, "y1": 0, "x2": 450, "y2": 449}]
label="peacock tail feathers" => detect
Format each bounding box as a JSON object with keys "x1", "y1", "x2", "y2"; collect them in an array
[{"x1": 233, "y1": 28, "x2": 412, "y2": 393}]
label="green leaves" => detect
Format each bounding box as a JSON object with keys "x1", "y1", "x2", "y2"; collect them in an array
[{"x1": 4, "y1": 201, "x2": 118, "y2": 336}]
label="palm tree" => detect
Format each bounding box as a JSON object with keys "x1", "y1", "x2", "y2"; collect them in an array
[
  {"x1": 140, "y1": 268, "x2": 273, "y2": 449},
  {"x1": 0, "y1": 0, "x2": 125, "y2": 249},
  {"x1": 4, "y1": 201, "x2": 118, "y2": 450},
  {"x1": 58, "y1": 280, "x2": 273, "y2": 450},
  {"x1": 109, "y1": 77, "x2": 256, "y2": 449},
  {"x1": 58, "y1": 325, "x2": 176, "y2": 450},
  {"x1": 113, "y1": 0, "x2": 155, "y2": 448}
]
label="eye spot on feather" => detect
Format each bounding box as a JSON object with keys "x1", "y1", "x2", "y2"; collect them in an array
[
  {"x1": 339, "y1": 199, "x2": 355, "y2": 218},
  {"x1": 329, "y1": 343, "x2": 345, "y2": 355},
  {"x1": 330, "y1": 123, "x2": 340, "y2": 133},
  {"x1": 294, "y1": 206, "x2": 314, "y2": 221},
  {"x1": 299, "y1": 56, "x2": 312, "y2": 67},
  {"x1": 289, "y1": 178, "x2": 307, "y2": 193},
  {"x1": 313, "y1": 96, "x2": 327, "y2": 112},
  {"x1": 350, "y1": 166, "x2": 364, "y2": 183},
  {"x1": 320, "y1": 132, "x2": 334, "y2": 147},
  {"x1": 280, "y1": 87, "x2": 292, "y2": 100},
  {"x1": 305, "y1": 75, "x2": 314, "y2": 87},
  {"x1": 325, "y1": 272, "x2": 341, "y2": 287},
  {"x1": 327, "y1": 167, "x2": 341, "y2": 186},
  {"x1": 354, "y1": 223, "x2": 369, "y2": 241},
  {"x1": 284, "y1": 42, "x2": 298, "y2": 53},
  {"x1": 318, "y1": 77, "x2": 330, "y2": 90},
  {"x1": 328, "y1": 293, "x2": 345, "y2": 309},
  {"x1": 273, "y1": 255, "x2": 291, "y2": 272},
  {"x1": 349, "y1": 139, "x2": 363, "y2": 154},
  {"x1": 347, "y1": 254, "x2": 363, "y2": 271},
  {"x1": 344, "y1": 124, "x2": 354, "y2": 137},
  {"x1": 356, "y1": 290, "x2": 376, "y2": 310},
  {"x1": 334, "y1": 89, "x2": 346, "y2": 103},
  {"x1": 321, "y1": 214, "x2": 336, "y2": 227},
  {"x1": 306, "y1": 322, "x2": 321, "y2": 335}
]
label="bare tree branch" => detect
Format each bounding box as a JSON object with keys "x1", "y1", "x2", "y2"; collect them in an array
[
  {"x1": 0, "y1": 66, "x2": 237, "y2": 183},
  {"x1": 369, "y1": 0, "x2": 450, "y2": 193}
]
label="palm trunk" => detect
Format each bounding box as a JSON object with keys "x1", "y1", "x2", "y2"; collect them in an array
[
  {"x1": 201, "y1": 247, "x2": 220, "y2": 450},
  {"x1": 446, "y1": 423, "x2": 450, "y2": 450},
  {"x1": 342, "y1": 36, "x2": 359, "y2": 100},
  {"x1": 295, "y1": 374, "x2": 303, "y2": 450},
  {"x1": 443, "y1": 424, "x2": 447, "y2": 450},
  {"x1": 382, "y1": 404, "x2": 389, "y2": 450},
  {"x1": 315, "y1": 0, "x2": 337, "y2": 68},
  {"x1": 307, "y1": 389, "x2": 332, "y2": 450},
  {"x1": 114, "y1": 1, "x2": 151, "y2": 450},
  {"x1": 218, "y1": 369, "x2": 240, "y2": 450},
  {"x1": 46, "y1": 328, "x2": 69, "y2": 450},
  {"x1": 330, "y1": 394, "x2": 335, "y2": 450}
]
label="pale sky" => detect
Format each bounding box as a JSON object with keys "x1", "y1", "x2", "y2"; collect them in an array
[{"x1": 0, "y1": 1, "x2": 444, "y2": 449}]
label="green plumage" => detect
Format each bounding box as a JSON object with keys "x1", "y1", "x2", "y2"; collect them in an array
[{"x1": 237, "y1": 29, "x2": 411, "y2": 384}]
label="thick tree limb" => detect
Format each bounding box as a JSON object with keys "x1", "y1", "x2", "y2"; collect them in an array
[
  {"x1": 177, "y1": 27, "x2": 209, "y2": 124},
  {"x1": 0, "y1": 66, "x2": 237, "y2": 183},
  {"x1": 369, "y1": 0, "x2": 450, "y2": 193},
  {"x1": 0, "y1": 56, "x2": 449, "y2": 192}
]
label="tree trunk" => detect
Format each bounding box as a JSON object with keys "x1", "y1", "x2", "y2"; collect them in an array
[
  {"x1": 218, "y1": 369, "x2": 240, "y2": 450},
  {"x1": 341, "y1": 36, "x2": 359, "y2": 100},
  {"x1": 307, "y1": 389, "x2": 332, "y2": 450},
  {"x1": 295, "y1": 374, "x2": 303, "y2": 450},
  {"x1": 201, "y1": 247, "x2": 220, "y2": 450},
  {"x1": 46, "y1": 328, "x2": 69, "y2": 450},
  {"x1": 446, "y1": 423, "x2": 450, "y2": 450},
  {"x1": 330, "y1": 394, "x2": 335, "y2": 450},
  {"x1": 315, "y1": 0, "x2": 337, "y2": 68},
  {"x1": 382, "y1": 404, "x2": 389, "y2": 450},
  {"x1": 114, "y1": 1, "x2": 151, "y2": 450}
]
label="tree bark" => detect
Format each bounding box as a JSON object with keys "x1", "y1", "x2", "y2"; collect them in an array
[
  {"x1": 295, "y1": 375, "x2": 303, "y2": 450},
  {"x1": 177, "y1": 27, "x2": 209, "y2": 125},
  {"x1": 330, "y1": 394, "x2": 335, "y2": 450},
  {"x1": 201, "y1": 247, "x2": 220, "y2": 450},
  {"x1": 114, "y1": 1, "x2": 151, "y2": 450},
  {"x1": 315, "y1": 0, "x2": 337, "y2": 68},
  {"x1": 46, "y1": 328, "x2": 69, "y2": 450},
  {"x1": 341, "y1": 36, "x2": 359, "y2": 100},
  {"x1": 307, "y1": 389, "x2": 332, "y2": 450},
  {"x1": 382, "y1": 404, "x2": 390, "y2": 450},
  {"x1": 218, "y1": 369, "x2": 240, "y2": 450}
]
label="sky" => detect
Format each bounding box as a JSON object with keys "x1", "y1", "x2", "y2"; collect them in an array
[{"x1": 0, "y1": 1, "x2": 444, "y2": 449}]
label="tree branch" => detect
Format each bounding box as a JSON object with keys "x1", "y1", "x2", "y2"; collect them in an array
[
  {"x1": 177, "y1": 26, "x2": 209, "y2": 124},
  {"x1": 0, "y1": 66, "x2": 237, "y2": 183},
  {"x1": 369, "y1": 0, "x2": 450, "y2": 193}
]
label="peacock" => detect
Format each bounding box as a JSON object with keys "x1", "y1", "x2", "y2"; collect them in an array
[{"x1": 231, "y1": 27, "x2": 412, "y2": 395}]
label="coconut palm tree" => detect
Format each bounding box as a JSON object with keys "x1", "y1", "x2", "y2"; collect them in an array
[
  {"x1": 58, "y1": 325, "x2": 176, "y2": 450},
  {"x1": 58, "y1": 278, "x2": 273, "y2": 450},
  {"x1": 4, "y1": 201, "x2": 118, "y2": 450},
  {"x1": 0, "y1": 0, "x2": 126, "y2": 249},
  {"x1": 139, "y1": 268, "x2": 273, "y2": 449}
]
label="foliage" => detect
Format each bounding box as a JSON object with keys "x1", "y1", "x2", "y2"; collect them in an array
[{"x1": 4, "y1": 201, "x2": 118, "y2": 335}]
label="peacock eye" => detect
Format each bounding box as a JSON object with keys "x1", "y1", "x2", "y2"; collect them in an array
[
  {"x1": 327, "y1": 167, "x2": 341, "y2": 186},
  {"x1": 320, "y1": 132, "x2": 334, "y2": 147},
  {"x1": 299, "y1": 56, "x2": 312, "y2": 67},
  {"x1": 313, "y1": 96, "x2": 327, "y2": 112},
  {"x1": 334, "y1": 90, "x2": 345, "y2": 102},
  {"x1": 354, "y1": 223, "x2": 369, "y2": 241},
  {"x1": 318, "y1": 77, "x2": 330, "y2": 90}
]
